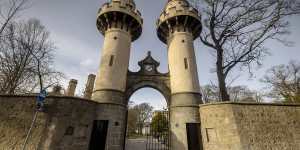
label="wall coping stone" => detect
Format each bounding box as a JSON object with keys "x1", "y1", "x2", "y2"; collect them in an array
[
  {"x1": 200, "y1": 102, "x2": 300, "y2": 107},
  {"x1": 0, "y1": 94, "x2": 125, "y2": 107}
]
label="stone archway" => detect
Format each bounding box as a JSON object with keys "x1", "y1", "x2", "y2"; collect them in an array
[
  {"x1": 125, "y1": 51, "x2": 170, "y2": 105},
  {"x1": 124, "y1": 52, "x2": 171, "y2": 150},
  {"x1": 126, "y1": 77, "x2": 170, "y2": 105}
]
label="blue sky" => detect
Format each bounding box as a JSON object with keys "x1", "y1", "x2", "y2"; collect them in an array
[{"x1": 22, "y1": 0, "x2": 300, "y2": 109}]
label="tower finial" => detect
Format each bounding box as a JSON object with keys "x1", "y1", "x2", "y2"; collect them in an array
[{"x1": 147, "y1": 51, "x2": 151, "y2": 56}]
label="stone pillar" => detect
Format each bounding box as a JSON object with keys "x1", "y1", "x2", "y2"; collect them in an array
[
  {"x1": 93, "y1": 0, "x2": 143, "y2": 149},
  {"x1": 84, "y1": 74, "x2": 96, "y2": 99},
  {"x1": 66, "y1": 79, "x2": 77, "y2": 96},
  {"x1": 157, "y1": 0, "x2": 203, "y2": 149}
]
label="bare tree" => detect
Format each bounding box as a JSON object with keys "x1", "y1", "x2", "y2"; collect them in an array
[
  {"x1": 228, "y1": 85, "x2": 256, "y2": 102},
  {"x1": 199, "y1": 0, "x2": 300, "y2": 101},
  {"x1": 0, "y1": 0, "x2": 29, "y2": 36},
  {"x1": 201, "y1": 84, "x2": 219, "y2": 103},
  {"x1": 127, "y1": 102, "x2": 139, "y2": 136},
  {"x1": 126, "y1": 102, "x2": 154, "y2": 136},
  {"x1": 133, "y1": 103, "x2": 153, "y2": 135},
  {"x1": 201, "y1": 84, "x2": 264, "y2": 103},
  {"x1": 262, "y1": 60, "x2": 300, "y2": 103},
  {"x1": 0, "y1": 19, "x2": 63, "y2": 94}
]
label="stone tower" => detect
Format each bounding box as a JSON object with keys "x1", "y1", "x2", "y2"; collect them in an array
[
  {"x1": 93, "y1": 0, "x2": 142, "y2": 149},
  {"x1": 157, "y1": 0, "x2": 202, "y2": 149},
  {"x1": 93, "y1": 0, "x2": 142, "y2": 101}
]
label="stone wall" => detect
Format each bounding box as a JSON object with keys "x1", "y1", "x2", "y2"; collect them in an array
[
  {"x1": 2, "y1": 96, "x2": 300, "y2": 150},
  {"x1": 199, "y1": 102, "x2": 300, "y2": 150},
  {"x1": 0, "y1": 95, "x2": 47, "y2": 150},
  {"x1": 0, "y1": 95, "x2": 99, "y2": 150},
  {"x1": 95, "y1": 103, "x2": 127, "y2": 150}
]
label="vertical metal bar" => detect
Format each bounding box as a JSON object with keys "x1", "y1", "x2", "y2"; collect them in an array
[
  {"x1": 165, "y1": 110, "x2": 168, "y2": 150},
  {"x1": 168, "y1": 110, "x2": 170, "y2": 150},
  {"x1": 157, "y1": 112, "x2": 159, "y2": 150},
  {"x1": 162, "y1": 111, "x2": 164, "y2": 150},
  {"x1": 146, "y1": 127, "x2": 148, "y2": 150},
  {"x1": 123, "y1": 110, "x2": 129, "y2": 150},
  {"x1": 151, "y1": 121, "x2": 153, "y2": 150}
]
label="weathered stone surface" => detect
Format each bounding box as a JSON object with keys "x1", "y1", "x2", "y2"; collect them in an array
[
  {"x1": 156, "y1": 1, "x2": 203, "y2": 149},
  {"x1": 170, "y1": 106, "x2": 201, "y2": 150},
  {"x1": 84, "y1": 74, "x2": 96, "y2": 99},
  {"x1": 95, "y1": 103, "x2": 127, "y2": 150},
  {"x1": 126, "y1": 60, "x2": 171, "y2": 104},
  {"x1": 1, "y1": 96, "x2": 299, "y2": 150},
  {"x1": 0, "y1": 95, "x2": 98, "y2": 150},
  {"x1": 66, "y1": 79, "x2": 78, "y2": 96},
  {"x1": 0, "y1": 95, "x2": 47, "y2": 150},
  {"x1": 199, "y1": 102, "x2": 300, "y2": 150}
]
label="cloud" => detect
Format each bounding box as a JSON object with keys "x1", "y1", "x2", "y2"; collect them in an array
[{"x1": 80, "y1": 59, "x2": 94, "y2": 68}]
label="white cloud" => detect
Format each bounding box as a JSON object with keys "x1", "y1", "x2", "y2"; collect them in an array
[{"x1": 80, "y1": 58, "x2": 94, "y2": 68}]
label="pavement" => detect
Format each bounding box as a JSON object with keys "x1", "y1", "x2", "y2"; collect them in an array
[
  {"x1": 125, "y1": 137, "x2": 168, "y2": 150},
  {"x1": 125, "y1": 138, "x2": 147, "y2": 150}
]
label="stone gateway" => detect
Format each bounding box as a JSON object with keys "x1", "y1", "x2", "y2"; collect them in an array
[
  {"x1": 92, "y1": 0, "x2": 202, "y2": 149},
  {"x1": 0, "y1": 0, "x2": 299, "y2": 150}
]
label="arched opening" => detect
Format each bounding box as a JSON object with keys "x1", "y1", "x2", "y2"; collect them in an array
[
  {"x1": 126, "y1": 80, "x2": 171, "y2": 106},
  {"x1": 125, "y1": 87, "x2": 170, "y2": 150},
  {"x1": 129, "y1": 87, "x2": 167, "y2": 110}
]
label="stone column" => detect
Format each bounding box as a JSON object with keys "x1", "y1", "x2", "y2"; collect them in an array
[
  {"x1": 66, "y1": 79, "x2": 77, "y2": 96},
  {"x1": 84, "y1": 74, "x2": 96, "y2": 99}
]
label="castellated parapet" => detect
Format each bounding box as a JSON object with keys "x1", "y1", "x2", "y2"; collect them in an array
[
  {"x1": 157, "y1": 0, "x2": 201, "y2": 43},
  {"x1": 96, "y1": 0, "x2": 143, "y2": 41}
]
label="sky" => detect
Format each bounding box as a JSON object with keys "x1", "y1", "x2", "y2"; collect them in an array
[{"x1": 20, "y1": 0, "x2": 300, "y2": 109}]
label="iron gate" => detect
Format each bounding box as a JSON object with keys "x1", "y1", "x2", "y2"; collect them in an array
[{"x1": 146, "y1": 110, "x2": 170, "y2": 150}]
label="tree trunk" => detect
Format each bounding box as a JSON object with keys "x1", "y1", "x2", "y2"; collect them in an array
[{"x1": 216, "y1": 51, "x2": 230, "y2": 101}]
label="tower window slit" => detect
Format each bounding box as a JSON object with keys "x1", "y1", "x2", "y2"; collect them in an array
[
  {"x1": 184, "y1": 58, "x2": 188, "y2": 69},
  {"x1": 109, "y1": 55, "x2": 114, "y2": 66}
]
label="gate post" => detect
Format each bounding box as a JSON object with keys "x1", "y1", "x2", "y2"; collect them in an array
[
  {"x1": 92, "y1": 0, "x2": 143, "y2": 149},
  {"x1": 156, "y1": 0, "x2": 203, "y2": 149},
  {"x1": 169, "y1": 94, "x2": 202, "y2": 150}
]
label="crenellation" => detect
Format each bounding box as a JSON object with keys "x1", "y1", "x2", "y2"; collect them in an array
[{"x1": 96, "y1": 0, "x2": 142, "y2": 41}]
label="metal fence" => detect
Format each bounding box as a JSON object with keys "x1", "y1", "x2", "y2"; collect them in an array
[{"x1": 146, "y1": 110, "x2": 170, "y2": 150}]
